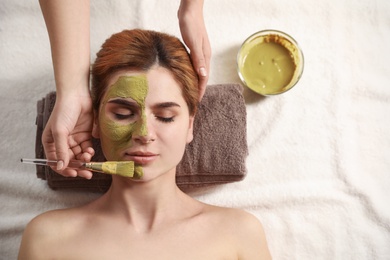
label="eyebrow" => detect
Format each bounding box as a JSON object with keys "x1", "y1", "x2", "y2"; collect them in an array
[
  {"x1": 107, "y1": 99, "x2": 181, "y2": 109},
  {"x1": 153, "y1": 102, "x2": 181, "y2": 109},
  {"x1": 107, "y1": 99, "x2": 138, "y2": 107}
]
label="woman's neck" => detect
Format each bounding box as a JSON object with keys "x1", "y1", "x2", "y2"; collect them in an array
[{"x1": 97, "y1": 170, "x2": 200, "y2": 233}]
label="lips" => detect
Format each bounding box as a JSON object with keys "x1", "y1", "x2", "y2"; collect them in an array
[{"x1": 124, "y1": 151, "x2": 158, "y2": 165}]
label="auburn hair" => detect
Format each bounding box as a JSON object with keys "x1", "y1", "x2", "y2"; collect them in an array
[{"x1": 91, "y1": 29, "x2": 199, "y2": 115}]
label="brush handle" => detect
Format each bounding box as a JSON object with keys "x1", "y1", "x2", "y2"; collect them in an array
[
  {"x1": 21, "y1": 159, "x2": 135, "y2": 177},
  {"x1": 21, "y1": 158, "x2": 85, "y2": 169}
]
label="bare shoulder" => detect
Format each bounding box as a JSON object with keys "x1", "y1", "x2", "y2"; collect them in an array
[
  {"x1": 18, "y1": 208, "x2": 83, "y2": 260},
  {"x1": 230, "y1": 209, "x2": 272, "y2": 259},
  {"x1": 203, "y1": 204, "x2": 272, "y2": 259}
]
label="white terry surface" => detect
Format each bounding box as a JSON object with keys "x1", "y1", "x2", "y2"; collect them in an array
[{"x1": 1, "y1": 0, "x2": 390, "y2": 259}]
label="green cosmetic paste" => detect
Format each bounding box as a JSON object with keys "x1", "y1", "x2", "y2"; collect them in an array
[
  {"x1": 238, "y1": 33, "x2": 302, "y2": 95},
  {"x1": 99, "y1": 75, "x2": 148, "y2": 179},
  {"x1": 242, "y1": 42, "x2": 295, "y2": 92}
]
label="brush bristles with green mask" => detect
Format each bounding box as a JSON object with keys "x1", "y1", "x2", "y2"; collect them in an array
[{"x1": 21, "y1": 158, "x2": 135, "y2": 178}]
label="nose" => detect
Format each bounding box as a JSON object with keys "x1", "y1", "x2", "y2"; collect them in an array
[{"x1": 132, "y1": 114, "x2": 156, "y2": 144}]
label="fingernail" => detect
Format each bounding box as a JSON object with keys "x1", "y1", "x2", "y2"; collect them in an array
[
  {"x1": 199, "y1": 67, "x2": 207, "y2": 77},
  {"x1": 57, "y1": 160, "x2": 64, "y2": 171}
]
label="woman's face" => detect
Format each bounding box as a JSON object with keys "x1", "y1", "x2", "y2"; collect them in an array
[{"x1": 93, "y1": 66, "x2": 194, "y2": 180}]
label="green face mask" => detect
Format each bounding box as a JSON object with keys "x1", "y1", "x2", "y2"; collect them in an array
[{"x1": 98, "y1": 75, "x2": 148, "y2": 178}]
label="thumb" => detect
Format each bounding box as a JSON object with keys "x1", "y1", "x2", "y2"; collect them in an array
[
  {"x1": 190, "y1": 49, "x2": 209, "y2": 101},
  {"x1": 190, "y1": 47, "x2": 207, "y2": 78},
  {"x1": 53, "y1": 132, "x2": 70, "y2": 171}
]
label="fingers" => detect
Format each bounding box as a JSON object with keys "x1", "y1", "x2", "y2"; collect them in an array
[
  {"x1": 59, "y1": 168, "x2": 93, "y2": 179},
  {"x1": 52, "y1": 150, "x2": 94, "y2": 179},
  {"x1": 77, "y1": 148, "x2": 95, "y2": 162},
  {"x1": 58, "y1": 167, "x2": 78, "y2": 178},
  {"x1": 77, "y1": 170, "x2": 93, "y2": 180},
  {"x1": 42, "y1": 123, "x2": 95, "y2": 179},
  {"x1": 63, "y1": 146, "x2": 94, "y2": 179}
]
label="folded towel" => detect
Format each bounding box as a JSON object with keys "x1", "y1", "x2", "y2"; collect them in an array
[{"x1": 35, "y1": 84, "x2": 248, "y2": 191}]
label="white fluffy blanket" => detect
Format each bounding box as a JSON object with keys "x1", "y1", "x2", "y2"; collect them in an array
[{"x1": 1, "y1": 0, "x2": 389, "y2": 259}]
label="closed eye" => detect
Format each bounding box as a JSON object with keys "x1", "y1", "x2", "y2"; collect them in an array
[
  {"x1": 106, "y1": 98, "x2": 139, "y2": 122},
  {"x1": 114, "y1": 111, "x2": 134, "y2": 120},
  {"x1": 153, "y1": 102, "x2": 180, "y2": 123},
  {"x1": 156, "y1": 116, "x2": 174, "y2": 123}
]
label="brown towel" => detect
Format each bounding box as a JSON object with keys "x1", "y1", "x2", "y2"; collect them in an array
[{"x1": 35, "y1": 84, "x2": 248, "y2": 192}]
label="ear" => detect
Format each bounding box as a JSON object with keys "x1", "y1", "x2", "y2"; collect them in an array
[
  {"x1": 186, "y1": 116, "x2": 195, "y2": 143},
  {"x1": 92, "y1": 111, "x2": 100, "y2": 139}
]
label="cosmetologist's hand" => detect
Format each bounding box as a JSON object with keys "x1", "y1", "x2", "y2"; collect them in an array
[
  {"x1": 42, "y1": 93, "x2": 95, "y2": 179},
  {"x1": 178, "y1": 0, "x2": 211, "y2": 100}
]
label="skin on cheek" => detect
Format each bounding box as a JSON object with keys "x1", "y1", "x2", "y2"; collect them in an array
[{"x1": 98, "y1": 75, "x2": 149, "y2": 178}]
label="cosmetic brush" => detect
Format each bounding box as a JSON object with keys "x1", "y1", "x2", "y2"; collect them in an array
[{"x1": 21, "y1": 158, "x2": 135, "y2": 178}]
